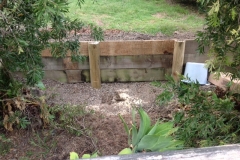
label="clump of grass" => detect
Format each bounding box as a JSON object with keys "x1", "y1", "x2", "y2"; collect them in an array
[
  {"x1": 49, "y1": 104, "x2": 94, "y2": 136},
  {"x1": 0, "y1": 134, "x2": 12, "y2": 155},
  {"x1": 30, "y1": 132, "x2": 57, "y2": 158},
  {"x1": 67, "y1": 0, "x2": 204, "y2": 35}
]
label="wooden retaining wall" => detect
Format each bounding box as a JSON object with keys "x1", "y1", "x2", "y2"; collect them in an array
[{"x1": 41, "y1": 39, "x2": 208, "y2": 85}]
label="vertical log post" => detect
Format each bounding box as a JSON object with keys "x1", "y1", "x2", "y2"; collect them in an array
[
  {"x1": 88, "y1": 42, "x2": 101, "y2": 89},
  {"x1": 172, "y1": 40, "x2": 185, "y2": 82}
]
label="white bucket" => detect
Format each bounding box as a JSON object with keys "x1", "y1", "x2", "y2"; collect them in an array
[{"x1": 183, "y1": 62, "x2": 208, "y2": 85}]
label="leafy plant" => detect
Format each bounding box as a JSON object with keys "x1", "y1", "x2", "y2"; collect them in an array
[
  {"x1": 49, "y1": 104, "x2": 93, "y2": 136},
  {"x1": 70, "y1": 151, "x2": 98, "y2": 160},
  {"x1": 0, "y1": 0, "x2": 102, "y2": 131},
  {"x1": 18, "y1": 116, "x2": 31, "y2": 129},
  {"x1": 119, "y1": 108, "x2": 183, "y2": 154},
  {"x1": 155, "y1": 76, "x2": 240, "y2": 147},
  {"x1": 196, "y1": 0, "x2": 240, "y2": 79},
  {"x1": 0, "y1": 0, "x2": 103, "y2": 87}
]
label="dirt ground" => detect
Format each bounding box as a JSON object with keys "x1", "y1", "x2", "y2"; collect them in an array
[
  {"x1": 0, "y1": 29, "x2": 195, "y2": 160},
  {"x1": 73, "y1": 27, "x2": 197, "y2": 41}
]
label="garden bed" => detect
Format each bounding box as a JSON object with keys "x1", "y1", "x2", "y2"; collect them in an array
[{"x1": 0, "y1": 30, "x2": 219, "y2": 160}]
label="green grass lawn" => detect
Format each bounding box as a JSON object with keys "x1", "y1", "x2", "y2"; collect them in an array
[{"x1": 67, "y1": 0, "x2": 204, "y2": 35}]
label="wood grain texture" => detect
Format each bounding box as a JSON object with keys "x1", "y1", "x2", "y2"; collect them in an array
[
  {"x1": 43, "y1": 55, "x2": 173, "y2": 70},
  {"x1": 44, "y1": 70, "x2": 67, "y2": 83},
  {"x1": 184, "y1": 53, "x2": 208, "y2": 63},
  {"x1": 99, "y1": 40, "x2": 174, "y2": 56},
  {"x1": 88, "y1": 42, "x2": 101, "y2": 88},
  {"x1": 41, "y1": 40, "x2": 174, "y2": 57},
  {"x1": 81, "y1": 68, "x2": 166, "y2": 82},
  {"x1": 42, "y1": 57, "x2": 64, "y2": 70},
  {"x1": 172, "y1": 41, "x2": 185, "y2": 82},
  {"x1": 65, "y1": 70, "x2": 82, "y2": 83},
  {"x1": 209, "y1": 72, "x2": 240, "y2": 93},
  {"x1": 185, "y1": 39, "x2": 209, "y2": 55}
]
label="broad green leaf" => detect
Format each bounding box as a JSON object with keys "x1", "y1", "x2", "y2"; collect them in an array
[
  {"x1": 118, "y1": 148, "x2": 132, "y2": 155},
  {"x1": 137, "y1": 135, "x2": 173, "y2": 152},
  {"x1": 147, "y1": 121, "x2": 159, "y2": 135},
  {"x1": 137, "y1": 135, "x2": 159, "y2": 151},
  {"x1": 132, "y1": 124, "x2": 138, "y2": 146},
  {"x1": 131, "y1": 108, "x2": 136, "y2": 126},
  {"x1": 70, "y1": 152, "x2": 79, "y2": 160},
  {"x1": 82, "y1": 154, "x2": 91, "y2": 159},
  {"x1": 160, "y1": 140, "x2": 183, "y2": 152},
  {"x1": 120, "y1": 113, "x2": 133, "y2": 145},
  {"x1": 136, "y1": 108, "x2": 151, "y2": 145},
  {"x1": 119, "y1": 115, "x2": 130, "y2": 137},
  {"x1": 154, "y1": 122, "x2": 175, "y2": 136},
  {"x1": 151, "y1": 137, "x2": 173, "y2": 152}
]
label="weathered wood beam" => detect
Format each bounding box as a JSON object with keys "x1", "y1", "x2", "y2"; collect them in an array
[
  {"x1": 42, "y1": 55, "x2": 173, "y2": 70},
  {"x1": 41, "y1": 40, "x2": 174, "y2": 57},
  {"x1": 172, "y1": 40, "x2": 185, "y2": 82},
  {"x1": 88, "y1": 42, "x2": 101, "y2": 89}
]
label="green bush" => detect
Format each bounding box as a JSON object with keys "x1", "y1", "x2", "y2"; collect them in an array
[
  {"x1": 197, "y1": 0, "x2": 240, "y2": 79},
  {"x1": 153, "y1": 76, "x2": 240, "y2": 147},
  {"x1": 0, "y1": 0, "x2": 102, "y2": 131},
  {"x1": 0, "y1": 0, "x2": 102, "y2": 87}
]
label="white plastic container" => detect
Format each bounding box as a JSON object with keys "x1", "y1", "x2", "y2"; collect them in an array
[{"x1": 183, "y1": 62, "x2": 208, "y2": 85}]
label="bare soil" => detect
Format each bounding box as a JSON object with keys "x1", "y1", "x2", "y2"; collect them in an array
[
  {"x1": 74, "y1": 28, "x2": 197, "y2": 41},
  {"x1": 0, "y1": 30, "x2": 196, "y2": 160}
]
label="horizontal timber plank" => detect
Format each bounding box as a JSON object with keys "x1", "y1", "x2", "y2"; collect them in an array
[
  {"x1": 100, "y1": 40, "x2": 174, "y2": 56},
  {"x1": 81, "y1": 68, "x2": 167, "y2": 82},
  {"x1": 42, "y1": 57, "x2": 64, "y2": 70},
  {"x1": 44, "y1": 71, "x2": 67, "y2": 83},
  {"x1": 99, "y1": 55, "x2": 173, "y2": 69},
  {"x1": 43, "y1": 55, "x2": 173, "y2": 70},
  {"x1": 184, "y1": 53, "x2": 208, "y2": 63},
  {"x1": 185, "y1": 39, "x2": 209, "y2": 55},
  {"x1": 65, "y1": 70, "x2": 82, "y2": 83},
  {"x1": 41, "y1": 40, "x2": 174, "y2": 57}
]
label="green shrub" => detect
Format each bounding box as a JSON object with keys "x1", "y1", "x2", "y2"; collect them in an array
[
  {"x1": 197, "y1": 0, "x2": 240, "y2": 79},
  {"x1": 154, "y1": 76, "x2": 240, "y2": 147},
  {"x1": 0, "y1": 0, "x2": 102, "y2": 131}
]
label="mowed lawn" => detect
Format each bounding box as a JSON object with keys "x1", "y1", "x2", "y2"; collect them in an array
[{"x1": 67, "y1": 0, "x2": 205, "y2": 35}]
